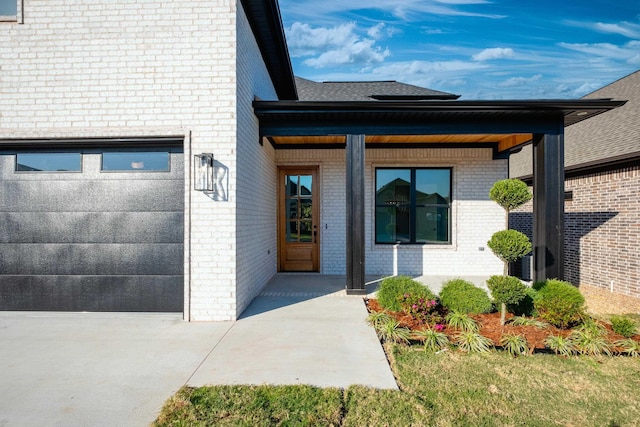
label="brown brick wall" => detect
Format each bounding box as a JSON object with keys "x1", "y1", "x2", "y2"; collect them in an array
[{"x1": 510, "y1": 166, "x2": 640, "y2": 297}]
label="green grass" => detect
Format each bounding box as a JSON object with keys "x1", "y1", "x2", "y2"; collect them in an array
[{"x1": 153, "y1": 347, "x2": 640, "y2": 426}]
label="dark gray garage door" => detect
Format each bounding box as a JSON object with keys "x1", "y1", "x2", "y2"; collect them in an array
[{"x1": 0, "y1": 143, "x2": 184, "y2": 312}]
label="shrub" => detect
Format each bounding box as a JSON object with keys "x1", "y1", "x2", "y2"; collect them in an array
[
  {"x1": 509, "y1": 316, "x2": 548, "y2": 329},
  {"x1": 533, "y1": 279, "x2": 585, "y2": 329},
  {"x1": 544, "y1": 335, "x2": 577, "y2": 357},
  {"x1": 610, "y1": 315, "x2": 637, "y2": 338},
  {"x1": 366, "y1": 311, "x2": 393, "y2": 330},
  {"x1": 445, "y1": 311, "x2": 478, "y2": 332},
  {"x1": 489, "y1": 179, "x2": 532, "y2": 212},
  {"x1": 412, "y1": 327, "x2": 450, "y2": 353},
  {"x1": 375, "y1": 317, "x2": 412, "y2": 344},
  {"x1": 570, "y1": 320, "x2": 612, "y2": 356},
  {"x1": 507, "y1": 287, "x2": 537, "y2": 317},
  {"x1": 398, "y1": 293, "x2": 442, "y2": 324},
  {"x1": 487, "y1": 230, "x2": 532, "y2": 264},
  {"x1": 439, "y1": 279, "x2": 493, "y2": 315},
  {"x1": 376, "y1": 276, "x2": 436, "y2": 312},
  {"x1": 615, "y1": 339, "x2": 640, "y2": 357},
  {"x1": 500, "y1": 334, "x2": 529, "y2": 357},
  {"x1": 454, "y1": 331, "x2": 493, "y2": 353},
  {"x1": 487, "y1": 275, "x2": 528, "y2": 325}
]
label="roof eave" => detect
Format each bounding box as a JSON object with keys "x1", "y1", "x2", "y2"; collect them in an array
[{"x1": 240, "y1": 0, "x2": 298, "y2": 100}]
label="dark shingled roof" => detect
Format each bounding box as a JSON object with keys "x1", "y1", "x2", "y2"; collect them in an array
[
  {"x1": 295, "y1": 77, "x2": 460, "y2": 101},
  {"x1": 510, "y1": 70, "x2": 640, "y2": 179}
]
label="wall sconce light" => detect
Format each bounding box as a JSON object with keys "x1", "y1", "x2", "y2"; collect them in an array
[{"x1": 194, "y1": 153, "x2": 214, "y2": 192}]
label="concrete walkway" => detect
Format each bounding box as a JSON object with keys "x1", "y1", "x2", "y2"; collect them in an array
[{"x1": 0, "y1": 274, "x2": 396, "y2": 426}]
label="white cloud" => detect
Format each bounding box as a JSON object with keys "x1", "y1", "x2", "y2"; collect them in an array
[
  {"x1": 367, "y1": 23, "x2": 385, "y2": 39},
  {"x1": 593, "y1": 21, "x2": 640, "y2": 38},
  {"x1": 472, "y1": 47, "x2": 515, "y2": 61},
  {"x1": 499, "y1": 74, "x2": 542, "y2": 87},
  {"x1": 286, "y1": 22, "x2": 390, "y2": 68},
  {"x1": 304, "y1": 39, "x2": 390, "y2": 68},
  {"x1": 280, "y1": 0, "x2": 505, "y2": 23},
  {"x1": 558, "y1": 41, "x2": 640, "y2": 63},
  {"x1": 287, "y1": 22, "x2": 358, "y2": 57}
]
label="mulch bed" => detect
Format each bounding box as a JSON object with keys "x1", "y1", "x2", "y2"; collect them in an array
[{"x1": 366, "y1": 299, "x2": 637, "y2": 352}]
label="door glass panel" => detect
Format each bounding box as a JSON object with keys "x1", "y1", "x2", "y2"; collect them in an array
[
  {"x1": 286, "y1": 176, "x2": 297, "y2": 197},
  {"x1": 283, "y1": 173, "x2": 314, "y2": 244},
  {"x1": 298, "y1": 175, "x2": 312, "y2": 196},
  {"x1": 287, "y1": 221, "x2": 299, "y2": 242},
  {"x1": 287, "y1": 199, "x2": 298, "y2": 219},
  {"x1": 300, "y1": 221, "x2": 312, "y2": 242},
  {"x1": 102, "y1": 152, "x2": 169, "y2": 171},
  {"x1": 300, "y1": 200, "x2": 312, "y2": 220}
]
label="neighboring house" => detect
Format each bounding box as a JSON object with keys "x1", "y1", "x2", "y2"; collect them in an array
[
  {"x1": 510, "y1": 70, "x2": 639, "y2": 297},
  {"x1": 0, "y1": 0, "x2": 624, "y2": 320}
]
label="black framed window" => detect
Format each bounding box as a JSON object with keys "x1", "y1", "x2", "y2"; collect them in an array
[
  {"x1": 16, "y1": 153, "x2": 82, "y2": 172},
  {"x1": 375, "y1": 168, "x2": 451, "y2": 244},
  {"x1": 0, "y1": 0, "x2": 18, "y2": 19},
  {"x1": 101, "y1": 152, "x2": 170, "y2": 171}
]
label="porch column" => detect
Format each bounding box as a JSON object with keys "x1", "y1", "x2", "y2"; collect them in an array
[
  {"x1": 532, "y1": 131, "x2": 565, "y2": 282},
  {"x1": 346, "y1": 134, "x2": 366, "y2": 294}
]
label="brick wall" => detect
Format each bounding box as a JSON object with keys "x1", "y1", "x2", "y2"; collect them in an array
[
  {"x1": 235, "y1": 5, "x2": 278, "y2": 318},
  {"x1": 276, "y1": 147, "x2": 506, "y2": 277},
  {"x1": 511, "y1": 166, "x2": 640, "y2": 296},
  {"x1": 0, "y1": 0, "x2": 271, "y2": 320}
]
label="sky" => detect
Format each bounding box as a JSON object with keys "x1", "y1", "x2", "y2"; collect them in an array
[{"x1": 279, "y1": 0, "x2": 640, "y2": 99}]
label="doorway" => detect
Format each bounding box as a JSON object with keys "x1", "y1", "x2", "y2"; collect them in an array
[{"x1": 278, "y1": 167, "x2": 319, "y2": 272}]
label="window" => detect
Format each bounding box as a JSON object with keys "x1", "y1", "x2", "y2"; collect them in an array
[
  {"x1": 16, "y1": 153, "x2": 82, "y2": 172},
  {"x1": 0, "y1": 0, "x2": 20, "y2": 22},
  {"x1": 375, "y1": 168, "x2": 451, "y2": 244},
  {"x1": 101, "y1": 152, "x2": 170, "y2": 171}
]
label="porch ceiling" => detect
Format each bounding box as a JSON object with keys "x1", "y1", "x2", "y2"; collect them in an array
[
  {"x1": 269, "y1": 134, "x2": 532, "y2": 152},
  {"x1": 254, "y1": 99, "x2": 627, "y2": 153}
]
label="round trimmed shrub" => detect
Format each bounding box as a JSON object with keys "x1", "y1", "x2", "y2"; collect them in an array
[
  {"x1": 487, "y1": 275, "x2": 528, "y2": 306},
  {"x1": 439, "y1": 279, "x2": 493, "y2": 315},
  {"x1": 507, "y1": 287, "x2": 537, "y2": 317},
  {"x1": 487, "y1": 230, "x2": 532, "y2": 264},
  {"x1": 489, "y1": 179, "x2": 532, "y2": 211},
  {"x1": 533, "y1": 279, "x2": 585, "y2": 328},
  {"x1": 376, "y1": 276, "x2": 436, "y2": 312}
]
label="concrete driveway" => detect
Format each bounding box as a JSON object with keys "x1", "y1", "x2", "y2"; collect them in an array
[{"x1": 0, "y1": 274, "x2": 397, "y2": 426}]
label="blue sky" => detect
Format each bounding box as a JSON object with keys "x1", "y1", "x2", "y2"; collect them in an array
[{"x1": 279, "y1": 0, "x2": 640, "y2": 99}]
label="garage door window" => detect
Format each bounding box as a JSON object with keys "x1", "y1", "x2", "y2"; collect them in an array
[
  {"x1": 101, "y1": 152, "x2": 170, "y2": 172},
  {"x1": 16, "y1": 153, "x2": 82, "y2": 172}
]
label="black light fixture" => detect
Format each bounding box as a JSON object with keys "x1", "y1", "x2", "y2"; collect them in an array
[{"x1": 194, "y1": 153, "x2": 214, "y2": 192}]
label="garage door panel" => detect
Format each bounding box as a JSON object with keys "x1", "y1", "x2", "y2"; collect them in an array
[
  {"x1": 0, "y1": 243, "x2": 183, "y2": 276},
  {"x1": 0, "y1": 275, "x2": 183, "y2": 312},
  {"x1": 0, "y1": 148, "x2": 185, "y2": 312},
  {"x1": 2, "y1": 180, "x2": 183, "y2": 212},
  {"x1": 0, "y1": 212, "x2": 183, "y2": 243}
]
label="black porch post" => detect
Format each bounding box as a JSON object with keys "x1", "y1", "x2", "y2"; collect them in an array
[
  {"x1": 532, "y1": 130, "x2": 565, "y2": 282},
  {"x1": 346, "y1": 134, "x2": 366, "y2": 294}
]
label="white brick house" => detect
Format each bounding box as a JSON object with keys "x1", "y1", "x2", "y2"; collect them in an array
[{"x1": 0, "y1": 0, "x2": 625, "y2": 320}]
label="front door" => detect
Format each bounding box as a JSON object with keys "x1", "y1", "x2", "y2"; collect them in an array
[{"x1": 278, "y1": 167, "x2": 319, "y2": 272}]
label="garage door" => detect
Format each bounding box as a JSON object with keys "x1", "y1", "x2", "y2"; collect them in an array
[{"x1": 0, "y1": 142, "x2": 184, "y2": 312}]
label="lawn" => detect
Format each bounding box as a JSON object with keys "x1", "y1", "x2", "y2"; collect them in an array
[{"x1": 153, "y1": 344, "x2": 640, "y2": 426}]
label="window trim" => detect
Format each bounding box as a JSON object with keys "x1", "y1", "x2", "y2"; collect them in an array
[
  {"x1": 0, "y1": 0, "x2": 23, "y2": 23},
  {"x1": 374, "y1": 166, "x2": 452, "y2": 245}
]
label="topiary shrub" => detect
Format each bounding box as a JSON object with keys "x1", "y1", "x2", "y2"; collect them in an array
[
  {"x1": 487, "y1": 275, "x2": 528, "y2": 325},
  {"x1": 439, "y1": 279, "x2": 493, "y2": 315},
  {"x1": 489, "y1": 179, "x2": 532, "y2": 213},
  {"x1": 533, "y1": 279, "x2": 585, "y2": 329},
  {"x1": 376, "y1": 276, "x2": 436, "y2": 312},
  {"x1": 487, "y1": 230, "x2": 532, "y2": 275}
]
